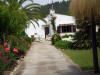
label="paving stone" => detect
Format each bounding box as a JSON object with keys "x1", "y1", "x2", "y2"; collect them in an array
[{"x1": 13, "y1": 41, "x2": 90, "y2": 75}]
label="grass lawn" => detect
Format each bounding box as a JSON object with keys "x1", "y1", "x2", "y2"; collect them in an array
[{"x1": 61, "y1": 49, "x2": 100, "y2": 70}]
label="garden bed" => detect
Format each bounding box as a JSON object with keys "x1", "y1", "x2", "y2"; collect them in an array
[
  {"x1": 0, "y1": 36, "x2": 34, "y2": 75},
  {"x1": 3, "y1": 56, "x2": 24, "y2": 75}
]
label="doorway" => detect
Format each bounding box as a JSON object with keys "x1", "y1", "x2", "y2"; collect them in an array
[{"x1": 45, "y1": 27, "x2": 49, "y2": 39}]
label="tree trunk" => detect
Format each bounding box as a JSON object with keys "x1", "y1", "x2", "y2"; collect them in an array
[{"x1": 91, "y1": 10, "x2": 99, "y2": 73}]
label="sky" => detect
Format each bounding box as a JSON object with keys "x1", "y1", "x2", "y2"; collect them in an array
[
  {"x1": 33, "y1": 0, "x2": 67, "y2": 5},
  {"x1": 23, "y1": 0, "x2": 68, "y2": 7}
]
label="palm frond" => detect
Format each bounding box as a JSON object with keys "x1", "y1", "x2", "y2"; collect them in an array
[
  {"x1": 29, "y1": 20, "x2": 36, "y2": 28},
  {"x1": 23, "y1": 3, "x2": 40, "y2": 9}
]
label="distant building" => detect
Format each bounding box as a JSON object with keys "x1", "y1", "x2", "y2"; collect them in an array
[
  {"x1": 25, "y1": 8, "x2": 99, "y2": 41},
  {"x1": 25, "y1": 9, "x2": 76, "y2": 39}
]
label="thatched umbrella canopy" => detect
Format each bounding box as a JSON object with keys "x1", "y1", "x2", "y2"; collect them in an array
[
  {"x1": 70, "y1": 0, "x2": 100, "y2": 19},
  {"x1": 70, "y1": 0, "x2": 100, "y2": 73}
]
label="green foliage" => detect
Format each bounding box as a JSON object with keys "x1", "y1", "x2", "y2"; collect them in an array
[
  {"x1": 72, "y1": 31, "x2": 92, "y2": 49},
  {"x1": 72, "y1": 17, "x2": 100, "y2": 49},
  {"x1": 96, "y1": 15, "x2": 100, "y2": 26},
  {"x1": 8, "y1": 10, "x2": 28, "y2": 34},
  {"x1": 0, "y1": 35, "x2": 34, "y2": 73},
  {"x1": 40, "y1": 0, "x2": 71, "y2": 18},
  {"x1": 24, "y1": 36, "x2": 32, "y2": 44},
  {"x1": 14, "y1": 44, "x2": 27, "y2": 55},
  {"x1": 0, "y1": 0, "x2": 42, "y2": 74},
  {"x1": 0, "y1": 3, "x2": 28, "y2": 35},
  {"x1": 0, "y1": 0, "x2": 44, "y2": 41},
  {"x1": 31, "y1": 37, "x2": 35, "y2": 42},
  {"x1": 62, "y1": 34, "x2": 75, "y2": 38},
  {"x1": 52, "y1": 34, "x2": 61, "y2": 44},
  {"x1": 71, "y1": 18, "x2": 92, "y2": 49},
  {"x1": 7, "y1": 35, "x2": 32, "y2": 50},
  {"x1": 51, "y1": 17, "x2": 56, "y2": 33},
  {"x1": 55, "y1": 40, "x2": 72, "y2": 49},
  {"x1": 7, "y1": 35, "x2": 21, "y2": 47},
  {"x1": 0, "y1": 46, "x2": 18, "y2": 73}
]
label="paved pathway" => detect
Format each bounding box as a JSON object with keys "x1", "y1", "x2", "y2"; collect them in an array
[{"x1": 14, "y1": 41, "x2": 85, "y2": 75}]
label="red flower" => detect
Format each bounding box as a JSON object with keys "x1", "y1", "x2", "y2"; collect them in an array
[
  {"x1": 13, "y1": 48, "x2": 19, "y2": 53},
  {"x1": 4, "y1": 43, "x2": 8, "y2": 48},
  {"x1": 5, "y1": 48, "x2": 10, "y2": 52}
]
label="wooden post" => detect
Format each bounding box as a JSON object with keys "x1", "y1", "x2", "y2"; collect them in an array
[{"x1": 91, "y1": 8, "x2": 99, "y2": 73}]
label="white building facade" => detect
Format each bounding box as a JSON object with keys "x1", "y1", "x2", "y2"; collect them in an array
[{"x1": 25, "y1": 9, "x2": 77, "y2": 40}]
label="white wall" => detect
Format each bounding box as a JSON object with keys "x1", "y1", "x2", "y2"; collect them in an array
[
  {"x1": 25, "y1": 14, "x2": 76, "y2": 39},
  {"x1": 25, "y1": 20, "x2": 46, "y2": 38}
]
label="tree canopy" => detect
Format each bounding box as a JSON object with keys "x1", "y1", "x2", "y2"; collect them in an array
[
  {"x1": 0, "y1": 0, "x2": 44, "y2": 40},
  {"x1": 40, "y1": 0, "x2": 71, "y2": 18}
]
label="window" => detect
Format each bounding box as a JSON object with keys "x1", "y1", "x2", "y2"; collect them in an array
[
  {"x1": 57, "y1": 25, "x2": 76, "y2": 33},
  {"x1": 62, "y1": 26, "x2": 72, "y2": 33}
]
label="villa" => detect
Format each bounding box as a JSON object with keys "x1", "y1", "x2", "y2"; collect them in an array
[
  {"x1": 25, "y1": 9, "x2": 76, "y2": 40},
  {"x1": 25, "y1": 9, "x2": 99, "y2": 41}
]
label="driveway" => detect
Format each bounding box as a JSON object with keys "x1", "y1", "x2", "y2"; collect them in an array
[{"x1": 13, "y1": 41, "x2": 85, "y2": 75}]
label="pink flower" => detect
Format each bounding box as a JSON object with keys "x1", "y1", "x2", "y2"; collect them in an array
[
  {"x1": 4, "y1": 43, "x2": 8, "y2": 48},
  {"x1": 5, "y1": 48, "x2": 10, "y2": 52},
  {"x1": 13, "y1": 48, "x2": 19, "y2": 53}
]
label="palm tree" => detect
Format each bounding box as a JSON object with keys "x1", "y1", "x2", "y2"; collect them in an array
[
  {"x1": 70, "y1": 0, "x2": 100, "y2": 73},
  {"x1": 1, "y1": 0, "x2": 45, "y2": 27},
  {"x1": 0, "y1": 0, "x2": 45, "y2": 41}
]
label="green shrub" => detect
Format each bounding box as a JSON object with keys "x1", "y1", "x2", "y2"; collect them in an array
[
  {"x1": 7, "y1": 35, "x2": 21, "y2": 47},
  {"x1": 31, "y1": 37, "x2": 35, "y2": 42},
  {"x1": 24, "y1": 36, "x2": 32, "y2": 44},
  {"x1": 14, "y1": 44, "x2": 27, "y2": 55},
  {"x1": 52, "y1": 34, "x2": 61, "y2": 44},
  {"x1": 62, "y1": 34, "x2": 75, "y2": 38},
  {"x1": 0, "y1": 43, "x2": 19, "y2": 73},
  {"x1": 71, "y1": 31, "x2": 92, "y2": 49},
  {"x1": 71, "y1": 40, "x2": 92, "y2": 49},
  {"x1": 55, "y1": 40, "x2": 72, "y2": 49}
]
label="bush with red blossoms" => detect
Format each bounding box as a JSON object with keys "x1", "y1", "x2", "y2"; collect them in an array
[
  {"x1": 5, "y1": 48, "x2": 10, "y2": 52},
  {"x1": 0, "y1": 42, "x2": 21, "y2": 72},
  {"x1": 0, "y1": 35, "x2": 33, "y2": 74},
  {"x1": 4, "y1": 42, "x2": 8, "y2": 48},
  {"x1": 13, "y1": 48, "x2": 19, "y2": 53}
]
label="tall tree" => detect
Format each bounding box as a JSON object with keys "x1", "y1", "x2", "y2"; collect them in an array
[
  {"x1": 0, "y1": 0, "x2": 44, "y2": 41},
  {"x1": 70, "y1": 0, "x2": 100, "y2": 73}
]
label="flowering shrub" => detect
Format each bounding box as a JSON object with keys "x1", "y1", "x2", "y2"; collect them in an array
[
  {"x1": 52, "y1": 34, "x2": 61, "y2": 45},
  {"x1": 4, "y1": 43, "x2": 8, "y2": 48},
  {"x1": 0, "y1": 35, "x2": 33, "y2": 74},
  {"x1": 5, "y1": 48, "x2": 10, "y2": 52},
  {"x1": 0, "y1": 42, "x2": 20, "y2": 73},
  {"x1": 13, "y1": 48, "x2": 19, "y2": 53}
]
